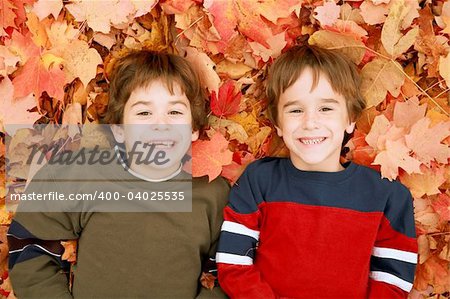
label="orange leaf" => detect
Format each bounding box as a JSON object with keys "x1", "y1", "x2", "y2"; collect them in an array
[
  {"x1": 431, "y1": 193, "x2": 450, "y2": 222},
  {"x1": 392, "y1": 97, "x2": 427, "y2": 131},
  {"x1": 199, "y1": 272, "x2": 215, "y2": 290},
  {"x1": 399, "y1": 165, "x2": 446, "y2": 198},
  {"x1": 405, "y1": 118, "x2": 450, "y2": 166},
  {"x1": 61, "y1": 240, "x2": 77, "y2": 263},
  {"x1": 221, "y1": 151, "x2": 255, "y2": 185},
  {"x1": 12, "y1": 54, "x2": 65, "y2": 99},
  {"x1": 192, "y1": 131, "x2": 233, "y2": 182},
  {"x1": 0, "y1": 0, "x2": 17, "y2": 35},
  {"x1": 210, "y1": 80, "x2": 241, "y2": 117}
]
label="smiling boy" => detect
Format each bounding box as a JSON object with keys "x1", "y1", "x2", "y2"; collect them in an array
[
  {"x1": 216, "y1": 45, "x2": 417, "y2": 298},
  {"x1": 8, "y1": 51, "x2": 229, "y2": 298}
]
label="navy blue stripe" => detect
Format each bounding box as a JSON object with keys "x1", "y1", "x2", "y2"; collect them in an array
[
  {"x1": 370, "y1": 256, "x2": 416, "y2": 283},
  {"x1": 217, "y1": 231, "x2": 256, "y2": 259},
  {"x1": 230, "y1": 158, "x2": 416, "y2": 237},
  {"x1": 8, "y1": 220, "x2": 37, "y2": 239}
]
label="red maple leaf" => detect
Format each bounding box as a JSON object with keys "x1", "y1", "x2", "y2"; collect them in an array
[
  {"x1": 0, "y1": 0, "x2": 17, "y2": 33},
  {"x1": 431, "y1": 193, "x2": 450, "y2": 222},
  {"x1": 192, "y1": 131, "x2": 233, "y2": 182},
  {"x1": 210, "y1": 80, "x2": 241, "y2": 117}
]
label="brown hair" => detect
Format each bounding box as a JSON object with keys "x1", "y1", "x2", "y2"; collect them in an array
[
  {"x1": 101, "y1": 50, "x2": 208, "y2": 131},
  {"x1": 266, "y1": 45, "x2": 366, "y2": 125}
]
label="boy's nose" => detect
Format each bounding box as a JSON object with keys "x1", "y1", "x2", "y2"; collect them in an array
[{"x1": 302, "y1": 111, "x2": 319, "y2": 130}]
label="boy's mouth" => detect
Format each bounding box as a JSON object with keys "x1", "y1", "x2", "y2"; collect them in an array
[
  {"x1": 144, "y1": 140, "x2": 176, "y2": 149},
  {"x1": 298, "y1": 137, "x2": 326, "y2": 145}
]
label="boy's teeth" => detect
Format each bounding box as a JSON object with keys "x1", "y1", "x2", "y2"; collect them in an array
[
  {"x1": 300, "y1": 138, "x2": 325, "y2": 145},
  {"x1": 147, "y1": 141, "x2": 175, "y2": 148}
]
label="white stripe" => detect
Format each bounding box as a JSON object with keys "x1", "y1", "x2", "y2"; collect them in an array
[
  {"x1": 372, "y1": 247, "x2": 417, "y2": 264},
  {"x1": 221, "y1": 221, "x2": 260, "y2": 240},
  {"x1": 216, "y1": 252, "x2": 253, "y2": 265},
  {"x1": 370, "y1": 271, "x2": 413, "y2": 292},
  {"x1": 9, "y1": 244, "x2": 62, "y2": 257},
  {"x1": 7, "y1": 233, "x2": 31, "y2": 240}
]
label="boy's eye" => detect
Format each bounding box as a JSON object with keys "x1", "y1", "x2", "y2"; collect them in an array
[
  {"x1": 169, "y1": 110, "x2": 183, "y2": 115},
  {"x1": 137, "y1": 111, "x2": 151, "y2": 116},
  {"x1": 288, "y1": 109, "x2": 303, "y2": 114},
  {"x1": 320, "y1": 107, "x2": 333, "y2": 112}
]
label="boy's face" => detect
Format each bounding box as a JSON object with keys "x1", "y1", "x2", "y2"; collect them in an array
[
  {"x1": 275, "y1": 68, "x2": 355, "y2": 172},
  {"x1": 112, "y1": 79, "x2": 199, "y2": 179}
]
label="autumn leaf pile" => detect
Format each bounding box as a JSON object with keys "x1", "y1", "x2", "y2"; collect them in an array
[{"x1": 0, "y1": 0, "x2": 449, "y2": 298}]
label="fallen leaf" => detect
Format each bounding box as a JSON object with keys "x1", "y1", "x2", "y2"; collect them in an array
[
  {"x1": 6, "y1": 30, "x2": 40, "y2": 65},
  {"x1": 308, "y1": 30, "x2": 366, "y2": 65},
  {"x1": 0, "y1": 77, "x2": 40, "y2": 135},
  {"x1": 209, "y1": 116, "x2": 248, "y2": 143},
  {"x1": 60, "y1": 39, "x2": 102, "y2": 86},
  {"x1": 46, "y1": 20, "x2": 79, "y2": 50},
  {"x1": 66, "y1": 0, "x2": 134, "y2": 34},
  {"x1": 61, "y1": 240, "x2": 77, "y2": 263},
  {"x1": 25, "y1": 12, "x2": 49, "y2": 48},
  {"x1": 405, "y1": 118, "x2": 450, "y2": 165},
  {"x1": 32, "y1": 0, "x2": 63, "y2": 20},
  {"x1": 216, "y1": 59, "x2": 252, "y2": 79},
  {"x1": 221, "y1": 151, "x2": 255, "y2": 185},
  {"x1": 439, "y1": 53, "x2": 450, "y2": 88},
  {"x1": 161, "y1": 0, "x2": 195, "y2": 14},
  {"x1": 360, "y1": 58, "x2": 405, "y2": 108},
  {"x1": 0, "y1": 45, "x2": 20, "y2": 76},
  {"x1": 131, "y1": 0, "x2": 157, "y2": 17},
  {"x1": 12, "y1": 54, "x2": 65, "y2": 100},
  {"x1": 399, "y1": 165, "x2": 446, "y2": 198},
  {"x1": 248, "y1": 31, "x2": 286, "y2": 62},
  {"x1": 372, "y1": 139, "x2": 422, "y2": 180},
  {"x1": 431, "y1": 193, "x2": 450, "y2": 222},
  {"x1": 359, "y1": 1, "x2": 387, "y2": 25},
  {"x1": 210, "y1": 80, "x2": 241, "y2": 117},
  {"x1": 183, "y1": 46, "x2": 220, "y2": 94},
  {"x1": 0, "y1": 0, "x2": 17, "y2": 36},
  {"x1": 192, "y1": 131, "x2": 233, "y2": 181},
  {"x1": 381, "y1": 0, "x2": 419, "y2": 58},
  {"x1": 393, "y1": 97, "x2": 427, "y2": 130},
  {"x1": 314, "y1": 1, "x2": 340, "y2": 27}
]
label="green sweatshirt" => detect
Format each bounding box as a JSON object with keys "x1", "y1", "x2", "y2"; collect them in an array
[{"x1": 8, "y1": 150, "x2": 229, "y2": 298}]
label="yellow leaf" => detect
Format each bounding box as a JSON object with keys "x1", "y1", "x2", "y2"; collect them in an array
[
  {"x1": 309, "y1": 30, "x2": 366, "y2": 65},
  {"x1": 360, "y1": 58, "x2": 405, "y2": 108},
  {"x1": 439, "y1": 53, "x2": 450, "y2": 88},
  {"x1": 381, "y1": 0, "x2": 419, "y2": 57},
  {"x1": 61, "y1": 40, "x2": 102, "y2": 86},
  {"x1": 26, "y1": 12, "x2": 50, "y2": 48}
]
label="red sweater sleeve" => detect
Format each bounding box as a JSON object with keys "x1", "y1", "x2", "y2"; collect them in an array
[
  {"x1": 367, "y1": 184, "x2": 418, "y2": 298},
  {"x1": 216, "y1": 168, "x2": 277, "y2": 298}
]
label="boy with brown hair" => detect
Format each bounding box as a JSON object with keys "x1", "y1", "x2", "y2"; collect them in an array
[
  {"x1": 8, "y1": 51, "x2": 229, "y2": 298},
  {"x1": 216, "y1": 45, "x2": 417, "y2": 298}
]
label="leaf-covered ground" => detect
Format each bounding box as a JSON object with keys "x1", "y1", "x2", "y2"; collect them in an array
[{"x1": 0, "y1": 0, "x2": 449, "y2": 298}]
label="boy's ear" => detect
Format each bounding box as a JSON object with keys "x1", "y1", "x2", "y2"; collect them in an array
[
  {"x1": 192, "y1": 130, "x2": 199, "y2": 142},
  {"x1": 345, "y1": 121, "x2": 356, "y2": 134},
  {"x1": 275, "y1": 125, "x2": 283, "y2": 137},
  {"x1": 111, "y1": 125, "x2": 125, "y2": 143}
]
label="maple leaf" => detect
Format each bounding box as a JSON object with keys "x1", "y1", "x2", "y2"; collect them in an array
[
  {"x1": 161, "y1": 0, "x2": 196, "y2": 14},
  {"x1": 359, "y1": 1, "x2": 387, "y2": 25},
  {"x1": 393, "y1": 97, "x2": 426, "y2": 131},
  {"x1": 199, "y1": 272, "x2": 215, "y2": 290},
  {"x1": 12, "y1": 53, "x2": 65, "y2": 100},
  {"x1": 404, "y1": 118, "x2": 450, "y2": 166},
  {"x1": 46, "y1": 21, "x2": 79, "y2": 50},
  {"x1": 372, "y1": 139, "x2": 421, "y2": 180},
  {"x1": 248, "y1": 31, "x2": 286, "y2": 62},
  {"x1": 183, "y1": 46, "x2": 220, "y2": 94},
  {"x1": 26, "y1": 12, "x2": 50, "y2": 48},
  {"x1": 192, "y1": 131, "x2": 233, "y2": 182},
  {"x1": 0, "y1": 77, "x2": 41, "y2": 135},
  {"x1": 439, "y1": 53, "x2": 450, "y2": 88},
  {"x1": 32, "y1": 0, "x2": 63, "y2": 20},
  {"x1": 399, "y1": 165, "x2": 446, "y2": 198},
  {"x1": 0, "y1": 45, "x2": 20, "y2": 76},
  {"x1": 131, "y1": 0, "x2": 157, "y2": 18},
  {"x1": 9, "y1": 0, "x2": 35, "y2": 28},
  {"x1": 221, "y1": 151, "x2": 255, "y2": 185},
  {"x1": 61, "y1": 240, "x2": 78, "y2": 263},
  {"x1": 0, "y1": 0, "x2": 17, "y2": 36},
  {"x1": 431, "y1": 193, "x2": 450, "y2": 222},
  {"x1": 209, "y1": 115, "x2": 248, "y2": 143},
  {"x1": 381, "y1": 0, "x2": 419, "y2": 58},
  {"x1": 360, "y1": 58, "x2": 405, "y2": 108},
  {"x1": 314, "y1": 1, "x2": 340, "y2": 27},
  {"x1": 6, "y1": 30, "x2": 40, "y2": 65},
  {"x1": 66, "y1": 0, "x2": 134, "y2": 34},
  {"x1": 308, "y1": 30, "x2": 366, "y2": 65},
  {"x1": 59, "y1": 39, "x2": 102, "y2": 86},
  {"x1": 210, "y1": 80, "x2": 241, "y2": 117},
  {"x1": 365, "y1": 114, "x2": 405, "y2": 151}
]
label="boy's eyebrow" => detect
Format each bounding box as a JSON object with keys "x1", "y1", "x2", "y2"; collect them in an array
[
  {"x1": 319, "y1": 98, "x2": 340, "y2": 104},
  {"x1": 130, "y1": 99, "x2": 188, "y2": 108}
]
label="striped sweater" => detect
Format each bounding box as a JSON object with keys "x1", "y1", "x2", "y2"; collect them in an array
[{"x1": 216, "y1": 157, "x2": 417, "y2": 299}]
